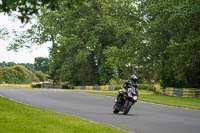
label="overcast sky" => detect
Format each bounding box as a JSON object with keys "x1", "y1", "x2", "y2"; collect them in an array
[{"x1": 0, "y1": 13, "x2": 50, "y2": 64}]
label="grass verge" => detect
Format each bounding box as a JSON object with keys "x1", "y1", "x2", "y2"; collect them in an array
[
  {"x1": 0, "y1": 84, "x2": 30, "y2": 89},
  {"x1": 0, "y1": 96, "x2": 127, "y2": 133},
  {"x1": 140, "y1": 93, "x2": 200, "y2": 110},
  {"x1": 72, "y1": 90, "x2": 200, "y2": 110}
]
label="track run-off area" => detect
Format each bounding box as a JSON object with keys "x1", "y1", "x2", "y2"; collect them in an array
[{"x1": 0, "y1": 88, "x2": 200, "y2": 133}]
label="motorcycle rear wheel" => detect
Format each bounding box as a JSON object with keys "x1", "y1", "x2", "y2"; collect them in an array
[{"x1": 113, "y1": 103, "x2": 120, "y2": 114}]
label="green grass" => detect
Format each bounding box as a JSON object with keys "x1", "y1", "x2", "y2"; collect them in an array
[
  {"x1": 0, "y1": 84, "x2": 30, "y2": 89},
  {"x1": 71, "y1": 89, "x2": 200, "y2": 110},
  {"x1": 0, "y1": 96, "x2": 128, "y2": 133},
  {"x1": 140, "y1": 93, "x2": 200, "y2": 110}
]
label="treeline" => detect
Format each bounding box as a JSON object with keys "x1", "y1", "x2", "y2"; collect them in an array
[
  {"x1": 0, "y1": 65, "x2": 48, "y2": 84},
  {"x1": 8, "y1": 0, "x2": 200, "y2": 88},
  {"x1": 0, "y1": 57, "x2": 49, "y2": 84},
  {"x1": 0, "y1": 57, "x2": 49, "y2": 73}
]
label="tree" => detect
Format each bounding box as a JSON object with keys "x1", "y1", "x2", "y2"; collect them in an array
[
  {"x1": 34, "y1": 71, "x2": 48, "y2": 81},
  {"x1": 0, "y1": 28, "x2": 9, "y2": 39},
  {"x1": 19, "y1": 63, "x2": 35, "y2": 71},
  {"x1": 34, "y1": 57, "x2": 49, "y2": 73},
  {"x1": 0, "y1": 61, "x2": 7, "y2": 67},
  {"x1": 0, "y1": 0, "x2": 58, "y2": 23},
  {"x1": 7, "y1": 0, "x2": 200, "y2": 87},
  {"x1": 6, "y1": 62, "x2": 16, "y2": 67},
  {"x1": 137, "y1": 0, "x2": 200, "y2": 87},
  {"x1": 0, "y1": 68, "x2": 3, "y2": 83},
  {"x1": 7, "y1": 0, "x2": 142, "y2": 85}
]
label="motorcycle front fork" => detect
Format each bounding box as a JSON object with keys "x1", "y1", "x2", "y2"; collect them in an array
[{"x1": 116, "y1": 94, "x2": 125, "y2": 106}]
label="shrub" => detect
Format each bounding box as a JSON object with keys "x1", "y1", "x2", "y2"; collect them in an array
[
  {"x1": 153, "y1": 84, "x2": 162, "y2": 94},
  {"x1": 1, "y1": 65, "x2": 39, "y2": 84},
  {"x1": 109, "y1": 79, "x2": 125, "y2": 85},
  {"x1": 113, "y1": 84, "x2": 154, "y2": 91},
  {"x1": 0, "y1": 68, "x2": 3, "y2": 83},
  {"x1": 108, "y1": 78, "x2": 154, "y2": 91},
  {"x1": 138, "y1": 84, "x2": 154, "y2": 91},
  {"x1": 108, "y1": 79, "x2": 125, "y2": 90},
  {"x1": 13, "y1": 65, "x2": 39, "y2": 83},
  {"x1": 13, "y1": 65, "x2": 32, "y2": 83},
  {"x1": 114, "y1": 85, "x2": 122, "y2": 90},
  {"x1": 34, "y1": 71, "x2": 47, "y2": 81},
  {"x1": 1, "y1": 67, "x2": 22, "y2": 84}
]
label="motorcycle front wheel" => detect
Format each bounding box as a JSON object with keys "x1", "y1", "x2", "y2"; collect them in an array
[{"x1": 123, "y1": 100, "x2": 132, "y2": 115}]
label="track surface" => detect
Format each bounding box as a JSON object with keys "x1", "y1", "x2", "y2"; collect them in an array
[{"x1": 0, "y1": 88, "x2": 200, "y2": 133}]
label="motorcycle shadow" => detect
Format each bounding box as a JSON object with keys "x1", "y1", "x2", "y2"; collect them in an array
[{"x1": 111, "y1": 112, "x2": 139, "y2": 116}]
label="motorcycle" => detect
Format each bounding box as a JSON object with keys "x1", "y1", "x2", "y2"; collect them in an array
[{"x1": 113, "y1": 87, "x2": 138, "y2": 115}]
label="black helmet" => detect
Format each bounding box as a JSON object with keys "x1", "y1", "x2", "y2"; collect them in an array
[{"x1": 130, "y1": 75, "x2": 137, "y2": 82}]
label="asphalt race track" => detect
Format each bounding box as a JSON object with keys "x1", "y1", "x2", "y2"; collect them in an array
[{"x1": 0, "y1": 88, "x2": 200, "y2": 133}]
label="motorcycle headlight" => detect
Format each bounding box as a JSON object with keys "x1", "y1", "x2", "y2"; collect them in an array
[
  {"x1": 114, "y1": 99, "x2": 117, "y2": 103},
  {"x1": 133, "y1": 96, "x2": 138, "y2": 100}
]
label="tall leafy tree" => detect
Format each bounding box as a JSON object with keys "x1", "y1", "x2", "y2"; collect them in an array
[
  {"x1": 34, "y1": 57, "x2": 49, "y2": 73},
  {"x1": 138, "y1": 0, "x2": 200, "y2": 87},
  {"x1": 0, "y1": 0, "x2": 83, "y2": 22},
  {"x1": 7, "y1": 0, "x2": 143, "y2": 85}
]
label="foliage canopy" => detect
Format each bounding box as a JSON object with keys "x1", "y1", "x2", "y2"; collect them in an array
[{"x1": 6, "y1": 0, "x2": 200, "y2": 87}]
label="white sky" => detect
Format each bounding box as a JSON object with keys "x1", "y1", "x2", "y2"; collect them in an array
[{"x1": 0, "y1": 13, "x2": 50, "y2": 64}]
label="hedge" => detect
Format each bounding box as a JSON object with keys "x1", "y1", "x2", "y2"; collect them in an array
[
  {"x1": 0, "y1": 69, "x2": 3, "y2": 83},
  {"x1": 0, "y1": 65, "x2": 39, "y2": 84},
  {"x1": 34, "y1": 71, "x2": 48, "y2": 81},
  {"x1": 138, "y1": 84, "x2": 154, "y2": 91},
  {"x1": 113, "y1": 84, "x2": 154, "y2": 91}
]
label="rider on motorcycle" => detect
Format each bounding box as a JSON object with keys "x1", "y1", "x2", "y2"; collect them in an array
[
  {"x1": 123, "y1": 75, "x2": 138, "y2": 95},
  {"x1": 117, "y1": 75, "x2": 138, "y2": 105}
]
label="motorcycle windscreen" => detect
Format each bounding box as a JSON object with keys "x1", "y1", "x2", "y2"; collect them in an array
[{"x1": 127, "y1": 87, "x2": 136, "y2": 97}]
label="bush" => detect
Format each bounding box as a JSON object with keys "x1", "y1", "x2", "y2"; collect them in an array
[
  {"x1": 108, "y1": 79, "x2": 125, "y2": 90},
  {"x1": 1, "y1": 65, "x2": 39, "y2": 84},
  {"x1": 114, "y1": 84, "x2": 154, "y2": 91},
  {"x1": 109, "y1": 79, "x2": 125, "y2": 85},
  {"x1": 153, "y1": 84, "x2": 162, "y2": 94},
  {"x1": 13, "y1": 65, "x2": 39, "y2": 83},
  {"x1": 34, "y1": 71, "x2": 48, "y2": 81},
  {"x1": 0, "y1": 68, "x2": 3, "y2": 83},
  {"x1": 13, "y1": 65, "x2": 32, "y2": 83},
  {"x1": 113, "y1": 85, "x2": 122, "y2": 90},
  {"x1": 1, "y1": 67, "x2": 21, "y2": 84},
  {"x1": 138, "y1": 84, "x2": 154, "y2": 91},
  {"x1": 108, "y1": 79, "x2": 154, "y2": 91}
]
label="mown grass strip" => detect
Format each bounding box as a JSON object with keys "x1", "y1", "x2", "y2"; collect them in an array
[
  {"x1": 140, "y1": 93, "x2": 200, "y2": 110},
  {"x1": 0, "y1": 84, "x2": 30, "y2": 89},
  {"x1": 0, "y1": 96, "x2": 128, "y2": 133},
  {"x1": 72, "y1": 90, "x2": 200, "y2": 110}
]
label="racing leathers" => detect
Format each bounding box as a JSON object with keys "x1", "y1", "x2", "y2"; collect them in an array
[
  {"x1": 122, "y1": 80, "x2": 138, "y2": 96},
  {"x1": 117, "y1": 80, "x2": 138, "y2": 105}
]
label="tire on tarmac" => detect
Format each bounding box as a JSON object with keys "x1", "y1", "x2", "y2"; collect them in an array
[
  {"x1": 123, "y1": 101, "x2": 132, "y2": 115},
  {"x1": 113, "y1": 103, "x2": 120, "y2": 114}
]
